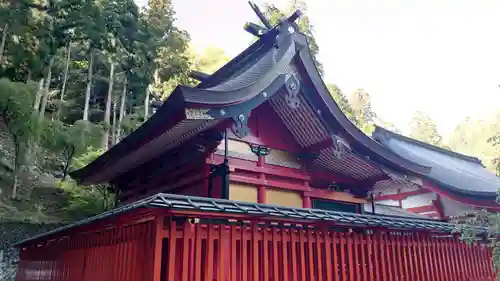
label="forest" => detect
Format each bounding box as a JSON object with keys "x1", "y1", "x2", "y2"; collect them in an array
[{"x1": 0, "y1": 0, "x2": 498, "y2": 235}]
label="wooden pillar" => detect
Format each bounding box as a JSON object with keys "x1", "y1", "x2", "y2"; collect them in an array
[
  {"x1": 152, "y1": 214, "x2": 165, "y2": 281},
  {"x1": 303, "y1": 195, "x2": 312, "y2": 208},
  {"x1": 258, "y1": 185, "x2": 266, "y2": 203},
  {"x1": 258, "y1": 155, "x2": 266, "y2": 203}
]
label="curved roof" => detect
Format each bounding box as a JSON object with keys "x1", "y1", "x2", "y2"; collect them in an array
[
  {"x1": 71, "y1": 15, "x2": 430, "y2": 186},
  {"x1": 373, "y1": 126, "x2": 499, "y2": 201}
]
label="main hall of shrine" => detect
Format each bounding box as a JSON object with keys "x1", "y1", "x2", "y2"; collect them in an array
[{"x1": 14, "y1": 5, "x2": 498, "y2": 281}]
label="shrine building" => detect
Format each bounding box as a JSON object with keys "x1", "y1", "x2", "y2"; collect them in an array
[{"x1": 13, "y1": 6, "x2": 496, "y2": 281}]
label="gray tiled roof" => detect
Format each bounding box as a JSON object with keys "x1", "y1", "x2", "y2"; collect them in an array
[
  {"x1": 373, "y1": 126, "x2": 499, "y2": 198},
  {"x1": 15, "y1": 193, "x2": 474, "y2": 247}
]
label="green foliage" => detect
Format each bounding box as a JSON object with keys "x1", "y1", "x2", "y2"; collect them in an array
[
  {"x1": 58, "y1": 179, "x2": 111, "y2": 220},
  {"x1": 448, "y1": 115, "x2": 500, "y2": 172},
  {"x1": 348, "y1": 89, "x2": 377, "y2": 134},
  {"x1": 408, "y1": 111, "x2": 443, "y2": 146}
]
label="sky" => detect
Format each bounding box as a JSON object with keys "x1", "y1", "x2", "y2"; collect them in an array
[{"x1": 136, "y1": 0, "x2": 500, "y2": 138}]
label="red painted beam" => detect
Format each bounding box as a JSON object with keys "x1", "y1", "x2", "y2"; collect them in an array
[
  {"x1": 374, "y1": 188, "x2": 432, "y2": 201},
  {"x1": 230, "y1": 175, "x2": 309, "y2": 191},
  {"x1": 212, "y1": 154, "x2": 356, "y2": 183},
  {"x1": 407, "y1": 205, "x2": 436, "y2": 214}
]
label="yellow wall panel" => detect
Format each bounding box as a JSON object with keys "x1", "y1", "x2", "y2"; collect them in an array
[
  {"x1": 229, "y1": 183, "x2": 258, "y2": 203},
  {"x1": 218, "y1": 139, "x2": 253, "y2": 154},
  {"x1": 266, "y1": 188, "x2": 303, "y2": 208}
]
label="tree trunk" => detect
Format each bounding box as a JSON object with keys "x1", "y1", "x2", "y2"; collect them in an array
[
  {"x1": 33, "y1": 78, "x2": 44, "y2": 111},
  {"x1": 117, "y1": 77, "x2": 127, "y2": 141},
  {"x1": 102, "y1": 62, "x2": 115, "y2": 149},
  {"x1": 39, "y1": 55, "x2": 55, "y2": 121},
  {"x1": 56, "y1": 42, "x2": 71, "y2": 120},
  {"x1": 144, "y1": 87, "x2": 150, "y2": 121},
  {"x1": 0, "y1": 24, "x2": 8, "y2": 67},
  {"x1": 11, "y1": 139, "x2": 20, "y2": 199},
  {"x1": 83, "y1": 49, "x2": 94, "y2": 121},
  {"x1": 61, "y1": 146, "x2": 75, "y2": 182},
  {"x1": 11, "y1": 175, "x2": 17, "y2": 199},
  {"x1": 111, "y1": 94, "x2": 117, "y2": 146}
]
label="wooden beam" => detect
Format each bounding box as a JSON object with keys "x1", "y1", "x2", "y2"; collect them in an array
[
  {"x1": 212, "y1": 154, "x2": 357, "y2": 183},
  {"x1": 374, "y1": 189, "x2": 432, "y2": 201},
  {"x1": 406, "y1": 205, "x2": 436, "y2": 214}
]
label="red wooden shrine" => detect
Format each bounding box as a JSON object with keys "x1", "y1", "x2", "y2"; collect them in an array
[
  {"x1": 14, "y1": 4, "x2": 496, "y2": 281},
  {"x1": 15, "y1": 195, "x2": 495, "y2": 281}
]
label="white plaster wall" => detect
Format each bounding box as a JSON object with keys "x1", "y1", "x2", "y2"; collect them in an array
[
  {"x1": 401, "y1": 192, "x2": 437, "y2": 209},
  {"x1": 376, "y1": 199, "x2": 399, "y2": 207},
  {"x1": 440, "y1": 195, "x2": 474, "y2": 217}
]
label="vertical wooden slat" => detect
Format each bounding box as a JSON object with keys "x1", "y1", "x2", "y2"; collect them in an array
[
  {"x1": 479, "y1": 244, "x2": 488, "y2": 278},
  {"x1": 464, "y1": 242, "x2": 474, "y2": 279},
  {"x1": 393, "y1": 234, "x2": 402, "y2": 281},
  {"x1": 441, "y1": 238, "x2": 452, "y2": 281},
  {"x1": 444, "y1": 238, "x2": 456, "y2": 281},
  {"x1": 299, "y1": 229, "x2": 307, "y2": 281},
  {"x1": 404, "y1": 235, "x2": 414, "y2": 281},
  {"x1": 339, "y1": 233, "x2": 347, "y2": 281},
  {"x1": 407, "y1": 234, "x2": 416, "y2": 281},
  {"x1": 281, "y1": 228, "x2": 289, "y2": 281},
  {"x1": 451, "y1": 238, "x2": 464, "y2": 281},
  {"x1": 124, "y1": 227, "x2": 133, "y2": 281},
  {"x1": 472, "y1": 243, "x2": 482, "y2": 279},
  {"x1": 219, "y1": 225, "x2": 227, "y2": 281},
  {"x1": 206, "y1": 224, "x2": 215, "y2": 281},
  {"x1": 427, "y1": 236, "x2": 437, "y2": 281},
  {"x1": 369, "y1": 233, "x2": 376, "y2": 281},
  {"x1": 352, "y1": 232, "x2": 360, "y2": 281},
  {"x1": 290, "y1": 229, "x2": 298, "y2": 281},
  {"x1": 307, "y1": 229, "x2": 316, "y2": 281},
  {"x1": 182, "y1": 222, "x2": 191, "y2": 281},
  {"x1": 324, "y1": 230, "x2": 332, "y2": 281},
  {"x1": 433, "y1": 237, "x2": 444, "y2": 281},
  {"x1": 242, "y1": 225, "x2": 248, "y2": 281},
  {"x1": 168, "y1": 220, "x2": 177, "y2": 281},
  {"x1": 130, "y1": 226, "x2": 140, "y2": 281},
  {"x1": 467, "y1": 243, "x2": 477, "y2": 279},
  {"x1": 252, "y1": 223, "x2": 259, "y2": 281},
  {"x1": 440, "y1": 238, "x2": 456, "y2": 280},
  {"x1": 346, "y1": 232, "x2": 354, "y2": 281},
  {"x1": 360, "y1": 233, "x2": 367, "y2": 281},
  {"x1": 399, "y1": 235, "x2": 409, "y2": 281},
  {"x1": 316, "y1": 231, "x2": 324, "y2": 281},
  {"x1": 384, "y1": 234, "x2": 393, "y2": 281},
  {"x1": 231, "y1": 224, "x2": 238, "y2": 281},
  {"x1": 272, "y1": 228, "x2": 279, "y2": 281},
  {"x1": 421, "y1": 234, "x2": 432, "y2": 281},
  {"x1": 195, "y1": 224, "x2": 202, "y2": 281}
]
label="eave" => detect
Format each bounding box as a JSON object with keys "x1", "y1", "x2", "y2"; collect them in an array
[
  {"x1": 72, "y1": 18, "x2": 432, "y2": 188},
  {"x1": 373, "y1": 126, "x2": 500, "y2": 206}
]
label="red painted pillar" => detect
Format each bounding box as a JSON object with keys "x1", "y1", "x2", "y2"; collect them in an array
[
  {"x1": 152, "y1": 215, "x2": 165, "y2": 281},
  {"x1": 303, "y1": 196, "x2": 312, "y2": 208},
  {"x1": 257, "y1": 156, "x2": 266, "y2": 203},
  {"x1": 258, "y1": 185, "x2": 266, "y2": 203}
]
